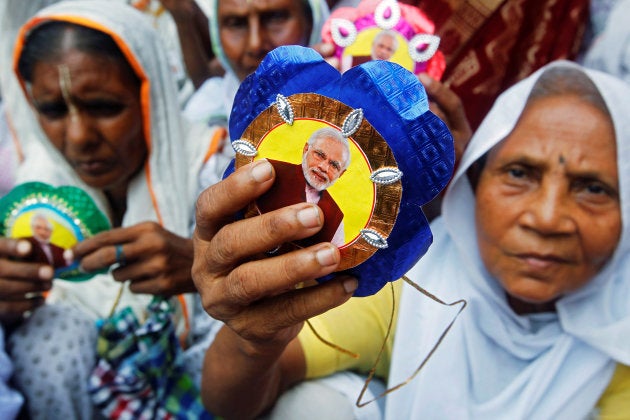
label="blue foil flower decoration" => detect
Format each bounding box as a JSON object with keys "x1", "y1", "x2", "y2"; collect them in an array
[{"x1": 229, "y1": 45, "x2": 454, "y2": 296}]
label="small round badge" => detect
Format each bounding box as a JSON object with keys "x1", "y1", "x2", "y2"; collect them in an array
[{"x1": 0, "y1": 182, "x2": 111, "y2": 281}]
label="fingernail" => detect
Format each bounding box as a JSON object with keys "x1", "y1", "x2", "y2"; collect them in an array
[
  {"x1": 320, "y1": 43, "x2": 334, "y2": 54},
  {"x1": 297, "y1": 206, "x2": 321, "y2": 228},
  {"x1": 316, "y1": 246, "x2": 337, "y2": 267},
  {"x1": 16, "y1": 240, "x2": 31, "y2": 255},
  {"x1": 38, "y1": 266, "x2": 53, "y2": 280},
  {"x1": 63, "y1": 249, "x2": 74, "y2": 262},
  {"x1": 251, "y1": 159, "x2": 273, "y2": 182},
  {"x1": 343, "y1": 278, "x2": 358, "y2": 294},
  {"x1": 418, "y1": 73, "x2": 433, "y2": 88}
]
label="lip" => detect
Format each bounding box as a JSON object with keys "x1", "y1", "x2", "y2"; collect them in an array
[
  {"x1": 514, "y1": 252, "x2": 572, "y2": 269},
  {"x1": 313, "y1": 172, "x2": 327, "y2": 183},
  {"x1": 309, "y1": 169, "x2": 328, "y2": 183},
  {"x1": 73, "y1": 159, "x2": 114, "y2": 176}
]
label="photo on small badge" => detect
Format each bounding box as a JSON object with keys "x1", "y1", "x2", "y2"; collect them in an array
[
  {"x1": 323, "y1": 0, "x2": 445, "y2": 79},
  {"x1": 0, "y1": 182, "x2": 111, "y2": 281}
]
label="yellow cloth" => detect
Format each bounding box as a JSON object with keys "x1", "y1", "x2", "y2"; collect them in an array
[
  {"x1": 300, "y1": 280, "x2": 630, "y2": 416},
  {"x1": 598, "y1": 364, "x2": 630, "y2": 418},
  {"x1": 298, "y1": 280, "x2": 401, "y2": 380}
]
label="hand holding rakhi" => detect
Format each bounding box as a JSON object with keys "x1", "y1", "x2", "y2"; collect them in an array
[
  {"x1": 0, "y1": 237, "x2": 51, "y2": 324},
  {"x1": 192, "y1": 160, "x2": 358, "y2": 345},
  {"x1": 70, "y1": 222, "x2": 197, "y2": 296}
]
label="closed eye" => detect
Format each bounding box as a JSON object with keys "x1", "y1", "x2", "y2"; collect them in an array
[
  {"x1": 261, "y1": 10, "x2": 290, "y2": 27},
  {"x1": 222, "y1": 16, "x2": 248, "y2": 30},
  {"x1": 35, "y1": 101, "x2": 68, "y2": 120},
  {"x1": 80, "y1": 100, "x2": 126, "y2": 118}
]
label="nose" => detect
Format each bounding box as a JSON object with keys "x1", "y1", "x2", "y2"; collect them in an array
[
  {"x1": 316, "y1": 159, "x2": 334, "y2": 175},
  {"x1": 520, "y1": 182, "x2": 575, "y2": 235},
  {"x1": 246, "y1": 17, "x2": 264, "y2": 56},
  {"x1": 65, "y1": 112, "x2": 96, "y2": 150}
]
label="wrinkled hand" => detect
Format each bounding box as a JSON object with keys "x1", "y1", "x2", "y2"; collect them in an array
[
  {"x1": 71, "y1": 222, "x2": 195, "y2": 296},
  {"x1": 418, "y1": 73, "x2": 472, "y2": 164},
  {"x1": 192, "y1": 159, "x2": 358, "y2": 347},
  {"x1": 312, "y1": 42, "x2": 340, "y2": 71},
  {"x1": 0, "y1": 238, "x2": 52, "y2": 325}
]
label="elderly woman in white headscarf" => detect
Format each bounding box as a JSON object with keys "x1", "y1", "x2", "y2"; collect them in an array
[
  {"x1": 0, "y1": 1, "x2": 226, "y2": 417},
  {"x1": 384, "y1": 60, "x2": 630, "y2": 418},
  {"x1": 178, "y1": 0, "x2": 329, "y2": 126},
  {"x1": 189, "y1": 60, "x2": 630, "y2": 418}
]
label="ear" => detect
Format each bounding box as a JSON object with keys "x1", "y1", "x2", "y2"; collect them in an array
[{"x1": 303, "y1": 143, "x2": 309, "y2": 154}]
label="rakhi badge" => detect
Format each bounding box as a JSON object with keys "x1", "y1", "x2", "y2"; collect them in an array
[
  {"x1": 230, "y1": 46, "x2": 454, "y2": 296},
  {"x1": 322, "y1": 0, "x2": 445, "y2": 80},
  {"x1": 0, "y1": 182, "x2": 111, "y2": 281}
]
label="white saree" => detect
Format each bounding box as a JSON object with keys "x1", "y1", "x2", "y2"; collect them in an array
[{"x1": 386, "y1": 61, "x2": 630, "y2": 419}]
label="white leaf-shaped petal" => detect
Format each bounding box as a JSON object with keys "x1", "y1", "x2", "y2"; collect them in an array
[
  {"x1": 341, "y1": 108, "x2": 363, "y2": 138},
  {"x1": 331, "y1": 18, "x2": 358, "y2": 47},
  {"x1": 275, "y1": 94, "x2": 294, "y2": 125},
  {"x1": 370, "y1": 167, "x2": 403, "y2": 185},
  {"x1": 408, "y1": 34, "x2": 440, "y2": 63},
  {"x1": 232, "y1": 139, "x2": 258, "y2": 157},
  {"x1": 375, "y1": 0, "x2": 401, "y2": 30},
  {"x1": 360, "y1": 228, "x2": 389, "y2": 249}
]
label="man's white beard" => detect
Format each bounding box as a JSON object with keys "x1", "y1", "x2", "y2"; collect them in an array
[{"x1": 302, "y1": 161, "x2": 331, "y2": 192}]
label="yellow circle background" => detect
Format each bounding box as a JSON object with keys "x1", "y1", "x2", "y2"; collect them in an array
[
  {"x1": 255, "y1": 119, "x2": 374, "y2": 245},
  {"x1": 10, "y1": 209, "x2": 79, "y2": 249},
  {"x1": 343, "y1": 28, "x2": 413, "y2": 71}
]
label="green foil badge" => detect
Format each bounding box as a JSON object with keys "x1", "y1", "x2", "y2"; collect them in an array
[{"x1": 0, "y1": 182, "x2": 111, "y2": 281}]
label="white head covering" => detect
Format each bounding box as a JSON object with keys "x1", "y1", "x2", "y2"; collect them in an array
[
  {"x1": 184, "y1": 0, "x2": 330, "y2": 127},
  {"x1": 583, "y1": 0, "x2": 630, "y2": 83},
  {"x1": 0, "y1": 0, "x2": 62, "y2": 186},
  {"x1": 386, "y1": 60, "x2": 630, "y2": 419},
  {"x1": 12, "y1": 0, "x2": 217, "y2": 320}
]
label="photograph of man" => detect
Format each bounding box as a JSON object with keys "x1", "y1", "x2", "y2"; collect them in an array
[
  {"x1": 23, "y1": 212, "x2": 69, "y2": 268},
  {"x1": 371, "y1": 29, "x2": 398, "y2": 61},
  {"x1": 257, "y1": 127, "x2": 350, "y2": 248},
  {"x1": 343, "y1": 29, "x2": 400, "y2": 71}
]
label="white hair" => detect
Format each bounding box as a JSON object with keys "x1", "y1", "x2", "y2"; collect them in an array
[
  {"x1": 30, "y1": 212, "x2": 52, "y2": 229},
  {"x1": 307, "y1": 127, "x2": 351, "y2": 169},
  {"x1": 373, "y1": 30, "x2": 399, "y2": 50}
]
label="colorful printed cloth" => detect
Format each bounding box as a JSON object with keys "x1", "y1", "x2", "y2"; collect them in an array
[
  {"x1": 88, "y1": 299, "x2": 212, "y2": 420},
  {"x1": 406, "y1": 0, "x2": 590, "y2": 129}
]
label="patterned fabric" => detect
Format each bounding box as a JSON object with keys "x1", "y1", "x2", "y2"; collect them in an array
[
  {"x1": 404, "y1": 0, "x2": 589, "y2": 129},
  {"x1": 8, "y1": 304, "x2": 97, "y2": 419},
  {"x1": 89, "y1": 299, "x2": 212, "y2": 420}
]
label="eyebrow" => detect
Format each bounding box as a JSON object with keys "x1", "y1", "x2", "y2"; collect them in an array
[
  {"x1": 498, "y1": 153, "x2": 617, "y2": 183},
  {"x1": 314, "y1": 148, "x2": 342, "y2": 170}
]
